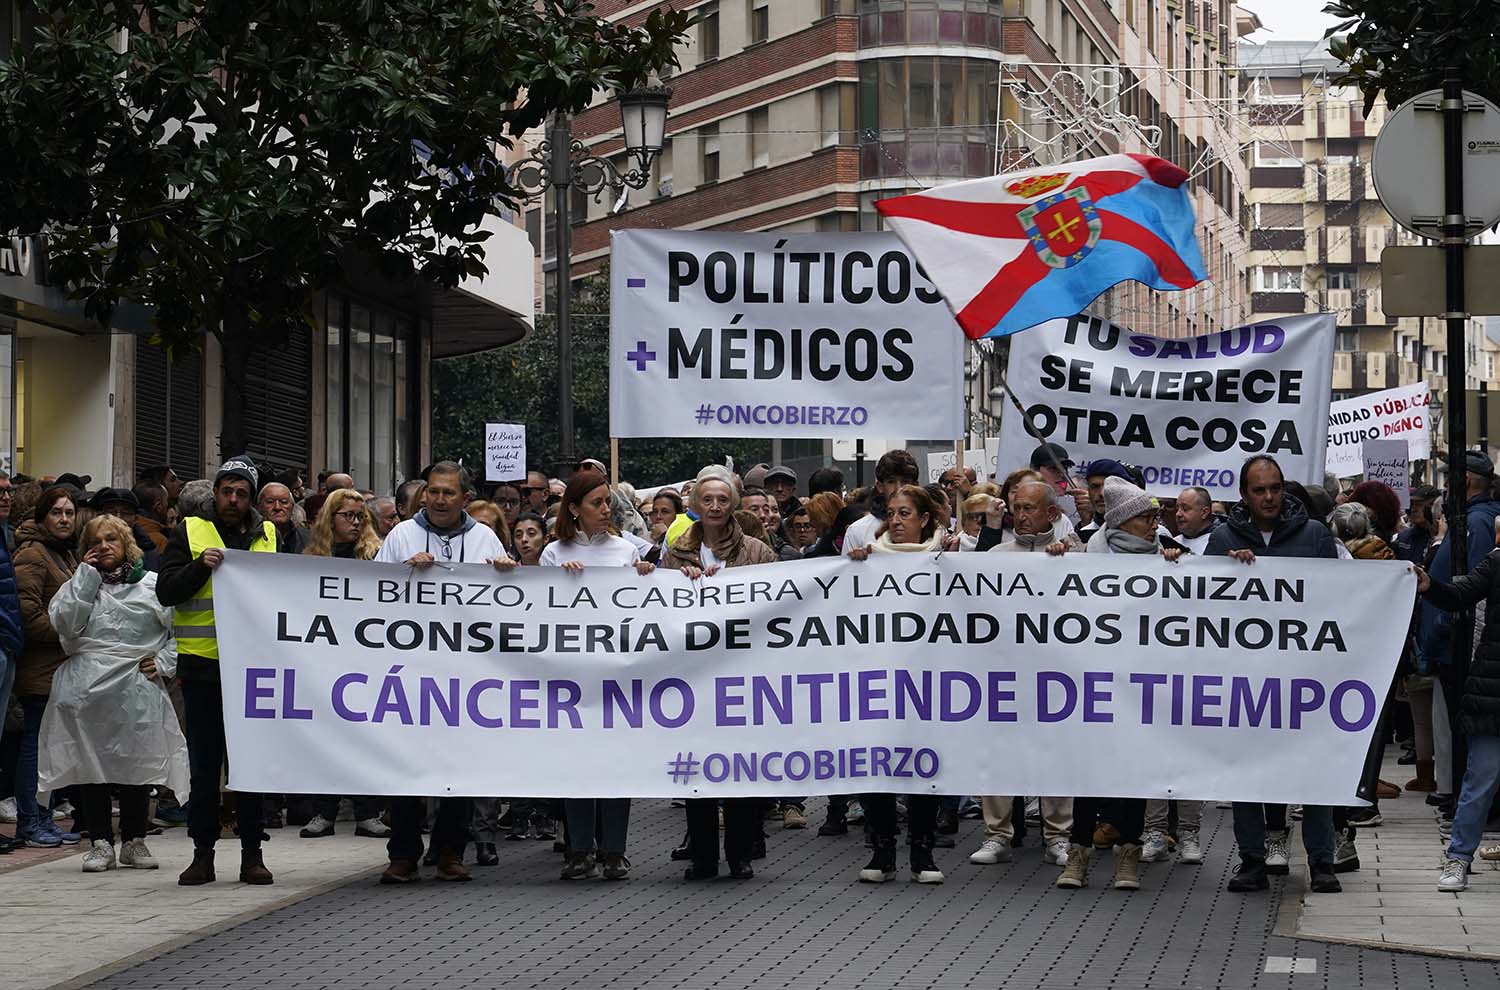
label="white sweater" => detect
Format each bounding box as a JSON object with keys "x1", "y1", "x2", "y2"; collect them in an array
[
  {"x1": 539, "y1": 532, "x2": 642, "y2": 567},
  {"x1": 375, "y1": 517, "x2": 506, "y2": 565}
]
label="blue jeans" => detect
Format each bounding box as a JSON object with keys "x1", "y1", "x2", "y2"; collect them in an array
[
  {"x1": 15, "y1": 695, "x2": 53, "y2": 829},
  {"x1": 1232, "y1": 802, "x2": 1336, "y2": 868},
  {"x1": 1447, "y1": 734, "x2": 1500, "y2": 863}
]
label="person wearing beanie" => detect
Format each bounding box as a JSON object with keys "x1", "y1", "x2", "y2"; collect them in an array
[
  {"x1": 1076, "y1": 459, "x2": 1136, "y2": 543},
  {"x1": 1054, "y1": 477, "x2": 1180, "y2": 893},
  {"x1": 155, "y1": 454, "x2": 279, "y2": 887}
]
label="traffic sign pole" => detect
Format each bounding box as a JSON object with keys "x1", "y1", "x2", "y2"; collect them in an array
[{"x1": 1442, "y1": 68, "x2": 1469, "y2": 580}]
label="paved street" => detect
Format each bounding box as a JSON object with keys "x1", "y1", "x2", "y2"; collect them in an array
[{"x1": 7, "y1": 787, "x2": 1500, "y2": 990}]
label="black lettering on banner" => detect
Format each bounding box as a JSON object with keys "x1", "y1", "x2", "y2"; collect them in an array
[{"x1": 668, "y1": 251, "x2": 699, "y2": 301}]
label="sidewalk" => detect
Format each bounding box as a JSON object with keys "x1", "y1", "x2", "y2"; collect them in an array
[
  {"x1": 1290, "y1": 755, "x2": 1500, "y2": 958},
  {"x1": 3, "y1": 826, "x2": 387, "y2": 990}
]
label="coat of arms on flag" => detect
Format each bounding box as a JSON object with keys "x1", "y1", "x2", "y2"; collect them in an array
[{"x1": 875, "y1": 154, "x2": 1208, "y2": 338}]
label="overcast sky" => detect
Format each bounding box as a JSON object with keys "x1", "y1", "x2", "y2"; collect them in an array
[{"x1": 1242, "y1": 0, "x2": 1346, "y2": 43}]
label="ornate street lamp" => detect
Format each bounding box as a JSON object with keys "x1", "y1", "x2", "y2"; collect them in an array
[{"x1": 511, "y1": 86, "x2": 673, "y2": 472}]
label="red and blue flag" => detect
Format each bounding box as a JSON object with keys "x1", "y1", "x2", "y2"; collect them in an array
[{"x1": 875, "y1": 154, "x2": 1208, "y2": 339}]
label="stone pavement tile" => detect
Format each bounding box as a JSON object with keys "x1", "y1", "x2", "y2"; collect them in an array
[{"x1": 5, "y1": 828, "x2": 386, "y2": 990}]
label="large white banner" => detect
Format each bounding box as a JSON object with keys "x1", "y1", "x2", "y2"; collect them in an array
[
  {"x1": 1326, "y1": 382, "x2": 1431, "y2": 478},
  {"x1": 609, "y1": 230, "x2": 964, "y2": 440},
  {"x1": 998, "y1": 314, "x2": 1334, "y2": 500},
  {"x1": 214, "y1": 550, "x2": 1408, "y2": 804}
]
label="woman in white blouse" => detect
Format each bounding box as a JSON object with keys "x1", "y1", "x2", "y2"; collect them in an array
[{"x1": 540, "y1": 469, "x2": 653, "y2": 882}]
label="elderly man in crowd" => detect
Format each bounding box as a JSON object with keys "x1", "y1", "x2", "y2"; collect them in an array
[
  {"x1": 1173, "y1": 485, "x2": 1220, "y2": 555},
  {"x1": 258, "y1": 481, "x2": 308, "y2": 555},
  {"x1": 969, "y1": 479, "x2": 1079, "y2": 870}
]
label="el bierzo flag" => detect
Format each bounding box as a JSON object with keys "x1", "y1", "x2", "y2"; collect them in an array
[{"x1": 875, "y1": 154, "x2": 1208, "y2": 339}]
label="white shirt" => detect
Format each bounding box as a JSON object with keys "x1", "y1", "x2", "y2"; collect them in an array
[
  {"x1": 842, "y1": 513, "x2": 882, "y2": 555},
  {"x1": 539, "y1": 532, "x2": 642, "y2": 567},
  {"x1": 375, "y1": 517, "x2": 506, "y2": 565},
  {"x1": 1178, "y1": 529, "x2": 1214, "y2": 555}
]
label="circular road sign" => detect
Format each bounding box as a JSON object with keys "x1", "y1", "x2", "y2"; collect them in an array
[{"x1": 1372, "y1": 88, "x2": 1500, "y2": 240}]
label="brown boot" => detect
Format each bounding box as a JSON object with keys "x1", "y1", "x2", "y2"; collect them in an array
[
  {"x1": 239, "y1": 849, "x2": 274, "y2": 885},
  {"x1": 177, "y1": 848, "x2": 216, "y2": 886},
  {"x1": 380, "y1": 859, "x2": 421, "y2": 884},
  {"x1": 435, "y1": 851, "x2": 472, "y2": 882},
  {"x1": 1406, "y1": 760, "x2": 1438, "y2": 792}
]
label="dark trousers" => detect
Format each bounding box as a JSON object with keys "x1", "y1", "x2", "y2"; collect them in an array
[
  {"x1": 181, "y1": 679, "x2": 262, "y2": 851},
  {"x1": 388, "y1": 796, "x2": 470, "y2": 862},
  {"x1": 564, "y1": 798, "x2": 630, "y2": 855},
  {"x1": 79, "y1": 784, "x2": 150, "y2": 844},
  {"x1": 1070, "y1": 797, "x2": 1146, "y2": 846},
  {"x1": 685, "y1": 798, "x2": 756, "y2": 870},
  {"x1": 863, "y1": 793, "x2": 939, "y2": 845}
]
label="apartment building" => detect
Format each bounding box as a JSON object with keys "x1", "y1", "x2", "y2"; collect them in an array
[
  {"x1": 1237, "y1": 37, "x2": 1500, "y2": 482},
  {"x1": 530, "y1": 0, "x2": 1250, "y2": 471}
]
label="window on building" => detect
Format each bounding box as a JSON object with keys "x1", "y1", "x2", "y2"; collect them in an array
[
  {"x1": 1336, "y1": 329, "x2": 1358, "y2": 352},
  {"x1": 700, "y1": 122, "x2": 720, "y2": 184},
  {"x1": 324, "y1": 292, "x2": 418, "y2": 494},
  {"x1": 700, "y1": 1, "x2": 720, "y2": 60},
  {"x1": 1255, "y1": 202, "x2": 1303, "y2": 229},
  {"x1": 750, "y1": 1, "x2": 768, "y2": 43},
  {"x1": 819, "y1": 86, "x2": 842, "y2": 146},
  {"x1": 1327, "y1": 268, "x2": 1356, "y2": 290},
  {"x1": 750, "y1": 107, "x2": 769, "y2": 169},
  {"x1": 1252, "y1": 139, "x2": 1302, "y2": 166},
  {"x1": 654, "y1": 145, "x2": 673, "y2": 198},
  {"x1": 1257, "y1": 266, "x2": 1302, "y2": 291}
]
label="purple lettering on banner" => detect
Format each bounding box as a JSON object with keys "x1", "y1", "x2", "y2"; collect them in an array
[
  {"x1": 870, "y1": 746, "x2": 892, "y2": 777},
  {"x1": 603, "y1": 679, "x2": 643, "y2": 729},
  {"x1": 987, "y1": 671, "x2": 1018, "y2": 722},
  {"x1": 419, "y1": 677, "x2": 461, "y2": 727},
  {"x1": 849, "y1": 747, "x2": 867, "y2": 778},
  {"x1": 510, "y1": 679, "x2": 541, "y2": 729},
  {"x1": 245, "y1": 668, "x2": 276, "y2": 719},
  {"x1": 717, "y1": 676, "x2": 747, "y2": 727},
  {"x1": 762, "y1": 752, "x2": 784, "y2": 783},
  {"x1": 549, "y1": 680, "x2": 583, "y2": 729},
  {"x1": 1253, "y1": 324, "x2": 1285, "y2": 354},
  {"x1": 797, "y1": 672, "x2": 834, "y2": 722},
  {"x1": 650, "y1": 678, "x2": 695, "y2": 728},
  {"x1": 1289, "y1": 678, "x2": 1325, "y2": 729},
  {"x1": 785, "y1": 751, "x2": 810, "y2": 781},
  {"x1": 1130, "y1": 672, "x2": 1167, "y2": 724},
  {"x1": 282, "y1": 668, "x2": 313, "y2": 720},
  {"x1": 703, "y1": 753, "x2": 729, "y2": 783},
  {"x1": 465, "y1": 678, "x2": 505, "y2": 728},
  {"x1": 1330, "y1": 680, "x2": 1377, "y2": 732},
  {"x1": 331, "y1": 672, "x2": 369, "y2": 722},
  {"x1": 814, "y1": 749, "x2": 834, "y2": 780},
  {"x1": 1229, "y1": 676, "x2": 1281, "y2": 728},
  {"x1": 940, "y1": 671, "x2": 981, "y2": 721},
  {"x1": 1037, "y1": 671, "x2": 1077, "y2": 723},
  {"x1": 1082, "y1": 671, "x2": 1113, "y2": 723},
  {"x1": 858, "y1": 669, "x2": 889, "y2": 720},
  {"x1": 1191, "y1": 675, "x2": 1224, "y2": 727}
]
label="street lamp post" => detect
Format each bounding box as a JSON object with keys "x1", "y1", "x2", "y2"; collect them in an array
[{"x1": 511, "y1": 86, "x2": 672, "y2": 472}]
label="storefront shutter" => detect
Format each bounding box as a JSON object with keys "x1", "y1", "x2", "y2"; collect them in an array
[
  {"x1": 243, "y1": 327, "x2": 312, "y2": 477},
  {"x1": 133, "y1": 337, "x2": 204, "y2": 478}
]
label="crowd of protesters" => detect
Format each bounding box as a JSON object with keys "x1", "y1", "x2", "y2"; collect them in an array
[{"x1": 0, "y1": 441, "x2": 1496, "y2": 895}]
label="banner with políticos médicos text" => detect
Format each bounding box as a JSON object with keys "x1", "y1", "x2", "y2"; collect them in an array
[{"x1": 214, "y1": 549, "x2": 1407, "y2": 803}]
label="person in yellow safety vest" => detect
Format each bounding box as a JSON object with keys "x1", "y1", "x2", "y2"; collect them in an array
[{"x1": 155, "y1": 455, "x2": 278, "y2": 888}]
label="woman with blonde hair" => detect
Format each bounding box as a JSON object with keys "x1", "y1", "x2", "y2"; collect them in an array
[
  {"x1": 297, "y1": 491, "x2": 387, "y2": 841},
  {"x1": 305, "y1": 489, "x2": 383, "y2": 560},
  {"x1": 39, "y1": 514, "x2": 187, "y2": 871}
]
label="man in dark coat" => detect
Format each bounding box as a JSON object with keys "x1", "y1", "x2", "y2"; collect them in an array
[
  {"x1": 1207, "y1": 454, "x2": 1342, "y2": 895},
  {"x1": 0, "y1": 531, "x2": 23, "y2": 853}
]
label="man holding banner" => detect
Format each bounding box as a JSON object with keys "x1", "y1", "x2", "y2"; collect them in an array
[{"x1": 1207, "y1": 455, "x2": 1342, "y2": 894}]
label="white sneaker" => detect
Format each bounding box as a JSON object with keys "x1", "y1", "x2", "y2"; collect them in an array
[
  {"x1": 1140, "y1": 829, "x2": 1170, "y2": 863},
  {"x1": 1177, "y1": 832, "x2": 1203, "y2": 864},
  {"x1": 81, "y1": 839, "x2": 116, "y2": 872},
  {"x1": 118, "y1": 837, "x2": 159, "y2": 870},
  {"x1": 1439, "y1": 857, "x2": 1469, "y2": 892},
  {"x1": 0, "y1": 796, "x2": 16, "y2": 823},
  {"x1": 53, "y1": 800, "x2": 74, "y2": 821},
  {"x1": 354, "y1": 817, "x2": 392, "y2": 838},
  {"x1": 1045, "y1": 839, "x2": 1072, "y2": 865},
  {"x1": 969, "y1": 838, "x2": 1011, "y2": 865},
  {"x1": 1265, "y1": 831, "x2": 1291, "y2": 874}
]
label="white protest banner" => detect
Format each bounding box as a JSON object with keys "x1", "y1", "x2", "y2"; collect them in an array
[
  {"x1": 484, "y1": 423, "x2": 526, "y2": 482},
  {"x1": 214, "y1": 551, "x2": 1408, "y2": 804},
  {"x1": 1326, "y1": 382, "x2": 1431, "y2": 478},
  {"x1": 609, "y1": 230, "x2": 964, "y2": 440},
  {"x1": 1362, "y1": 438, "x2": 1411, "y2": 506},
  {"x1": 998, "y1": 314, "x2": 1334, "y2": 500}
]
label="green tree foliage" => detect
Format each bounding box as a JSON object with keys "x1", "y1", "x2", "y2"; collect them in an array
[
  {"x1": 432, "y1": 267, "x2": 769, "y2": 486},
  {"x1": 0, "y1": 1, "x2": 688, "y2": 454},
  {"x1": 1325, "y1": 0, "x2": 1500, "y2": 114}
]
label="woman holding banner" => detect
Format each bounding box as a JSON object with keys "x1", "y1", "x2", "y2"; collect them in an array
[
  {"x1": 297, "y1": 491, "x2": 389, "y2": 843},
  {"x1": 665, "y1": 465, "x2": 777, "y2": 881},
  {"x1": 543, "y1": 469, "x2": 655, "y2": 881},
  {"x1": 847, "y1": 485, "x2": 947, "y2": 883}
]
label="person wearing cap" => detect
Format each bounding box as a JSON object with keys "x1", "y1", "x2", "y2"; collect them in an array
[
  {"x1": 156, "y1": 455, "x2": 279, "y2": 887},
  {"x1": 1416, "y1": 451, "x2": 1500, "y2": 809},
  {"x1": 764, "y1": 465, "x2": 798, "y2": 511},
  {"x1": 1394, "y1": 484, "x2": 1443, "y2": 567},
  {"x1": 1073, "y1": 458, "x2": 1134, "y2": 543},
  {"x1": 91, "y1": 487, "x2": 164, "y2": 572},
  {"x1": 1206, "y1": 454, "x2": 1343, "y2": 895},
  {"x1": 742, "y1": 463, "x2": 771, "y2": 493}
]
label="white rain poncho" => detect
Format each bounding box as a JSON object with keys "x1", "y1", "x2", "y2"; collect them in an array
[{"x1": 37, "y1": 562, "x2": 189, "y2": 795}]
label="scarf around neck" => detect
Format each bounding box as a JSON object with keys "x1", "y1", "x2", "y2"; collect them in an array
[{"x1": 1105, "y1": 527, "x2": 1160, "y2": 555}]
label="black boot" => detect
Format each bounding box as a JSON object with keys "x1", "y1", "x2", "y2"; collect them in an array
[
  {"x1": 859, "y1": 835, "x2": 898, "y2": 883},
  {"x1": 1227, "y1": 858, "x2": 1269, "y2": 892},
  {"x1": 909, "y1": 835, "x2": 944, "y2": 884},
  {"x1": 475, "y1": 842, "x2": 499, "y2": 866},
  {"x1": 818, "y1": 814, "x2": 848, "y2": 837}
]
